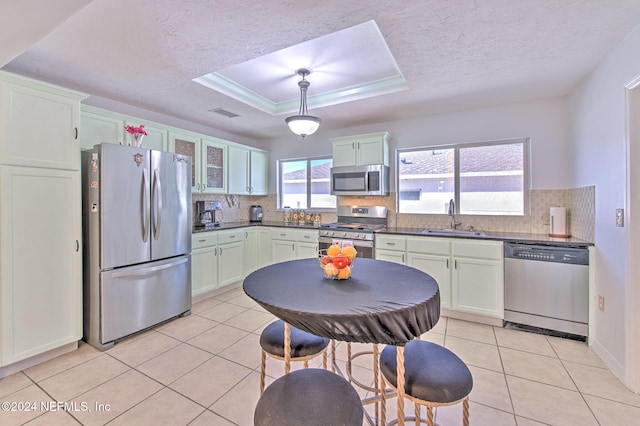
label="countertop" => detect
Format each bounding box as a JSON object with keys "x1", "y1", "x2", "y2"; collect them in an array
[{"x1": 193, "y1": 221, "x2": 593, "y2": 247}]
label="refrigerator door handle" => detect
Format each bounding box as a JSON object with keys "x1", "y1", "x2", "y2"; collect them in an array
[
  {"x1": 142, "y1": 168, "x2": 150, "y2": 242},
  {"x1": 153, "y1": 168, "x2": 162, "y2": 240},
  {"x1": 111, "y1": 257, "x2": 189, "y2": 278}
]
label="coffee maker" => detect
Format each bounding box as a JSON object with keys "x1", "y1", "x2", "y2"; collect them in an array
[{"x1": 195, "y1": 201, "x2": 222, "y2": 228}]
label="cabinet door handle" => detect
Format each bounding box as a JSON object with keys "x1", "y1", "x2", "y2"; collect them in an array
[
  {"x1": 454, "y1": 259, "x2": 458, "y2": 269},
  {"x1": 402, "y1": 254, "x2": 405, "y2": 263},
  {"x1": 74, "y1": 127, "x2": 78, "y2": 140},
  {"x1": 304, "y1": 235, "x2": 310, "y2": 239},
  {"x1": 75, "y1": 240, "x2": 80, "y2": 252},
  {"x1": 387, "y1": 242, "x2": 395, "y2": 246},
  {"x1": 352, "y1": 142, "x2": 355, "y2": 149},
  {"x1": 229, "y1": 235, "x2": 236, "y2": 239},
  {"x1": 220, "y1": 247, "x2": 223, "y2": 256},
  {"x1": 292, "y1": 243, "x2": 295, "y2": 251},
  {"x1": 446, "y1": 258, "x2": 449, "y2": 269},
  {"x1": 198, "y1": 239, "x2": 206, "y2": 243}
]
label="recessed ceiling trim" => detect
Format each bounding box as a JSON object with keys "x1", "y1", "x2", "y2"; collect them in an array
[
  {"x1": 274, "y1": 75, "x2": 409, "y2": 115},
  {"x1": 194, "y1": 73, "x2": 277, "y2": 115},
  {"x1": 195, "y1": 72, "x2": 408, "y2": 116}
]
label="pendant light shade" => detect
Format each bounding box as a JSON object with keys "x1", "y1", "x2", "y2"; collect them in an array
[{"x1": 286, "y1": 68, "x2": 322, "y2": 138}]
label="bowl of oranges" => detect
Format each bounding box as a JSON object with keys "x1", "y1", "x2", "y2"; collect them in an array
[{"x1": 318, "y1": 244, "x2": 357, "y2": 280}]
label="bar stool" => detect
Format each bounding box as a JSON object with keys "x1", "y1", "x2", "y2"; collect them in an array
[
  {"x1": 379, "y1": 340, "x2": 473, "y2": 426},
  {"x1": 259, "y1": 320, "x2": 330, "y2": 393},
  {"x1": 254, "y1": 368, "x2": 363, "y2": 426}
]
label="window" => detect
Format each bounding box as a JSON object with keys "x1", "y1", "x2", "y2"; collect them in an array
[
  {"x1": 397, "y1": 139, "x2": 528, "y2": 215},
  {"x1": 278, "y1": 157, "x2": 336, "y2": 209}
]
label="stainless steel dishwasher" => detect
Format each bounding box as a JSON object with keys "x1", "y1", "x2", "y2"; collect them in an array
[{"x1": 504, "y1": 243, "x2": 589, "y2": 338}]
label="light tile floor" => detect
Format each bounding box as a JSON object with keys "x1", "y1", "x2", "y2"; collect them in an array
[{"x1": 2, "y1": 285, "x2": 640, "y2": 425}]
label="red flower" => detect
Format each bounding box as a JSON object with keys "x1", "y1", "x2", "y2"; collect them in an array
[{"x1": 125, "y1": 124, "x2": 148, "y2": 136}]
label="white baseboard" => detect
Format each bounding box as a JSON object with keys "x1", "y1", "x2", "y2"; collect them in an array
[
  {"x1": 591, "y1": 337, "x2": 626, "y2": 383},
  {"x1": 0, "y1": 342, "x2": 79, "y2": 379}
]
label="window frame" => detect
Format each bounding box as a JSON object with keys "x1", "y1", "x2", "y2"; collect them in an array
[
  {"x1": 277, "y1": 155, "x2": 336, "y2": 211},
  {"x1": 396, "y1": 138, "x2": 530, "y2": 216}
]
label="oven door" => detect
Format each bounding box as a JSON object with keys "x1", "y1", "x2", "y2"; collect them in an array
[{"x1": 318, "y1": 236, "x2": 374, "y2": 259}]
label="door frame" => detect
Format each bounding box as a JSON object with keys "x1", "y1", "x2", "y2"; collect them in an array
[{"x1": 624, "y1": 76, "x2": 640, "y2": 392}]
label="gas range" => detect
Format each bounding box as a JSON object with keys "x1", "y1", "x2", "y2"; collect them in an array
[{"x1": 319, "y1": 206, "x2": 387, "y2": 241}]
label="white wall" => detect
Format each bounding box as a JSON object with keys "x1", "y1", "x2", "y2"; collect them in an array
[
  {"x1": 568, "y1": 21, "x2": 640, "y2": 385},
  {"x1": 267, "y1": 96, "x2": 571, "y2": 193}
]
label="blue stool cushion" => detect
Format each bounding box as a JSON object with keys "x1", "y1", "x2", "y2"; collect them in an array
[
  {"x1": 255, "y1": 368, "x2": 363, "y2": 426},
  {"x1": 260, "y1": 320, "x2": 329, "y2": 358},
  {"x1": 380, "y1": 340, "x2": 473, "y2": 404}
]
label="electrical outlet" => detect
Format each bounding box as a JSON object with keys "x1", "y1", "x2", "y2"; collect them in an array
[
  {"x1": 616, "y1": 209, "x2": 624, "y2": 227},
  {"x1": 598, "y1": 295, "x2": 605, "y2": 312}
]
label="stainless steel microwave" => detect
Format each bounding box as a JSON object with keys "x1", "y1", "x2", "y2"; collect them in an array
[{"x1": 330, "y1": 165, "x2": 389, "y2": 196}]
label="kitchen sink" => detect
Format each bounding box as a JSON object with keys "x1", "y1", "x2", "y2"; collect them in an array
[{"x1": 421, "y1": 228, "x2": 487, "y2": 237}]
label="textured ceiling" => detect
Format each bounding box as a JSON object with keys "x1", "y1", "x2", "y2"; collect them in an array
[{"x1": 3, "y1": 0, "x2": 640, "y2": 141}]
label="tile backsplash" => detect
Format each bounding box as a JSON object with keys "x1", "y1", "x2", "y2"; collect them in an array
[{"x1": 193, "y1": 185, "x2": 595, "y2": 242}]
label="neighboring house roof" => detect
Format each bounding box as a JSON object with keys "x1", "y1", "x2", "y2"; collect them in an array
[
  {"x1": 283, "y1": 161, "x2": 332, "y2": 180},
  {"x1": 399, "y1": 144, "x2": 523, "y2": 175}
]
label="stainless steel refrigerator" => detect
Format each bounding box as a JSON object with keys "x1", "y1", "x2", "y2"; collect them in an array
[{"x1": 82, "y1": 144, "x2": 192, "y2": 350}]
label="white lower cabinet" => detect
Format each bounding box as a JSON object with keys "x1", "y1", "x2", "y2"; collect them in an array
[
  {"x1": 0, "y1": 166, "x2": 83, "y2": 366},
  {"x1": 191, "y1": 229, "x2": 245, "y2": 296},
  {"x1": 192, "y1": 233, "x2": 218, "y2": 297},
  {"x1": 271, "y1": 228, "x2": 297, "y2": 264},
  {"x1": 375, "y1": 235, "x2": 406, "y2": 264},
  {"x1": 451, "y1": 240, "x2": 504, "y2": 318},
  {"x1": 296, "y1": 230, "x2": 318, "y2": 259},
  {"x1": 376, "y1": 234, "x2": 504, "y2": 319},
  {"x1": 270, "y1": 228, "x2": 320, "y2": 263}
]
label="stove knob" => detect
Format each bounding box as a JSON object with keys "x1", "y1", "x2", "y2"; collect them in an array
[{"x1": 341, "y1": 232, "x2": 347, "y2": 237}]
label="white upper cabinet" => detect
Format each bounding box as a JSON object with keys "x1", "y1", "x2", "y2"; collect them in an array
[
  {"x1": 330, "y1": 132, "x2": 390, "y2": 167},
  {"x1": 125, "y1": 121, "x2": 167, "y2": 151},
  {"x1": 79, "y1": 105, "x2": 267, "y2": 195},
  {"x1": 81, "y1": 107, "x2": 168, "y2": 151},
  {"x1": 170, "y1": 131, "x2": 202, "y2": 192},
  {"x1": 0, "y1": 72, "x2": 85, "y2": 170},
  {"x1": 81, "y1": 111, "x2": 124, "y2": 148},
  {"x1": 250, "y1": 148, "x2": 269, "y2": 195},
  {"x1": 201, "y1": 137, "x2": 227, "y2": 194},
  {"x1": 228, "y1": 145, "x2": 269, "y2": 195}
]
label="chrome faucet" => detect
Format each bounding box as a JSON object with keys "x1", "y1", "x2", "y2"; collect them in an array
[{"x1": 448, "y1": 199, "x2": 461, "y2": 230}]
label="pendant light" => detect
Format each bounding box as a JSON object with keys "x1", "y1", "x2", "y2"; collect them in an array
[{"x1": 285, "y1": 68, "x2": 322, "y2": 138}]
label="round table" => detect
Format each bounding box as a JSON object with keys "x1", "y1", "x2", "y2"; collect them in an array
[
  {"x1": 243, "y1": 258, "x2": 440, "y2": 345},
  {"x1": 244, "y1": 258, "x2": 441, "y2": 426}
]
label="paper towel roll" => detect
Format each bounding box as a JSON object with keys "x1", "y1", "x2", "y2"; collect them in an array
[{"x1": 549, "y1": 207, "x2": 570, "y2": 237}]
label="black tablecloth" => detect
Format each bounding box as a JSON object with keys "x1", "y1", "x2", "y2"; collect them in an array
[{"x1": 243, "y1": 258, "x2": 440, "y2": 345}]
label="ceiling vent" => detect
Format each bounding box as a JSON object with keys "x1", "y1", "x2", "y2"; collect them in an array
[{"x1": 209, "y1": 107, "x2": 239, "y2": 118}]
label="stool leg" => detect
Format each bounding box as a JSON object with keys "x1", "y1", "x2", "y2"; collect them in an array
[
  {"x1": 347, "y1": 342, "x2": 352, "y2": 382},
  {"x1": 260, "y1": 349, "x2": 266, "y2": 394},
  {"x1": 380, "y1": 372, "x2": 387, "y2": 426},
  {"x1": 304, "y1": 360, "x2": 309, "y2": 368},
  {"x1": 331, "y1": 340, "x2": 336, "y2": 373},
  {"x1": 426, "y1": 407, "x2": 434, "y2": 426},
  {"x1": 322, "y1": 349, "x2": 327, "y2": 369},
  {"x1": 284, "y1": 322, "x2": 291, "y2": 374},
  {"x1": 463, "y1": 396, "x2": 470, "y2": 426},
  {"x1": 397, "y1": 345, "x2": 405, "y2": 426},
  {"x1": 415, "y1": 403, "x2": 420, "y2": 426},
  {"x1": 373, "y1": 343, "x2": 379, "y2": 423}
]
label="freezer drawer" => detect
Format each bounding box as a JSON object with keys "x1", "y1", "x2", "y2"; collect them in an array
[{"x1": 99, "y1": 255, "x2": 191, "y2": 347}]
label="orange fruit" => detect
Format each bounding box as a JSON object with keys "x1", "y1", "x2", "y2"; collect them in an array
[
  {"x1": 337, "y1": 266, "x2": 351, "y2": 279},
  {"x1": 342, "y1": 246, "x2": 357, "y2": 260},
  {"x1": 327, "y1": 245, "x2": 342, "y2": 257},
  {"x1": 324, "y1": 263, "x2": 338, "y2": 277}
]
